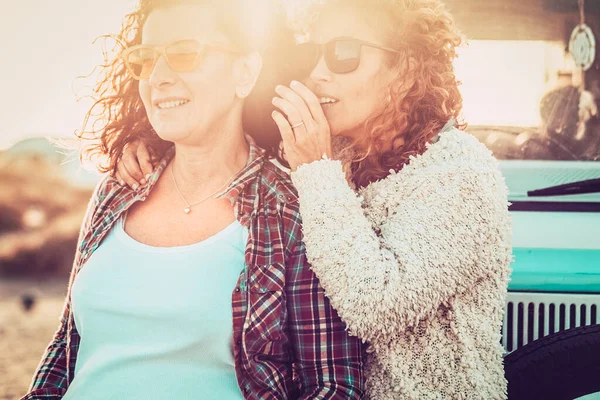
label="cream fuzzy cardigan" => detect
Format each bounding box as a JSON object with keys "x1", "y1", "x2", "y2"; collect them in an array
[{"x1": 291, "y1": 129, "x2": 512, "y2": 399}]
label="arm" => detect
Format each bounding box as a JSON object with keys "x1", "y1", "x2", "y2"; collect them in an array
[
  {"x1": 21, "y1": 182, "x2": 103, "y2": 399},
  {"x1": 290, "y1": 158, "x2": 512, "y2": 345},
  {"x1": 285, "y1": 226, "x2": 365, "y2": 399}
]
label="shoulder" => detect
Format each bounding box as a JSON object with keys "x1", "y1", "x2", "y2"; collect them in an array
[
  {"x1": 92, "y1": 174, "x2": 119, "y2": 202},
  {"x1": 417, "y1": 129, "x2": 507, "y2": 196},
  {"x1": 259, "y1": 159, "x2": 299, "y2": 206},
  {"x1": 84, "y1": 174, "x2": 129, "y2": 225},
  {"x1": 379, "y1": 128, "x2": 502, "y2": 190},
  {"x1": 91, "y1": 174, "x2": 129, "y2": 207},
  {"x1": 414, "y1": 128, "x2": 499, "y2": 173},
  {"x1": 362, "y1": 129, "x2": 507, "y2": 215}
]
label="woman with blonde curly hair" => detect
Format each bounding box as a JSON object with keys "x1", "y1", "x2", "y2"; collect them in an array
[
  {"x1": 21, "y1": 0, "x2": 366, "y2": 399},
  {"x1": 118, "y1": 0, "x2": 512, "y2": 398}
]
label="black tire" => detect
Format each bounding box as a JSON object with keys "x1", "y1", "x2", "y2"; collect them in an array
[{"x1": 504, "y1": 323, "x2": 600, "y2": 400}]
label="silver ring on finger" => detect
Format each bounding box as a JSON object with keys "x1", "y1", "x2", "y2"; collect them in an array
[{"x1": 290, "y1": 121, "x2": 305, "y2": 129}]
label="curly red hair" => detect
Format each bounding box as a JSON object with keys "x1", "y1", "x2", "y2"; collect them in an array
[
  {"x1": 312, "y1": 0, "x2": 466, "y2": 188},
  {"x1": 77, "y1": 0, "x2": 297, "y2": 173}
]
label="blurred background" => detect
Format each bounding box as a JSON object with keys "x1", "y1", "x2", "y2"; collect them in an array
[
  {"x1": 1, "y1": 0, "x2": 599, "y2": 399},
  {"x1": 0, "y1": 1, "x2": 133, "y2": 397}
]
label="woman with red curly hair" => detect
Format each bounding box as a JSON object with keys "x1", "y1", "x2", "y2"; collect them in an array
[
  {"x1": 272, "y1": 1, "x2": 512, "y2": 398},
  {"x1": 21, "y1": 0, "x2": 366, "y2": 399},
  {"x1": 117, "y1": 0, "x2": 512, "y2": 398}
]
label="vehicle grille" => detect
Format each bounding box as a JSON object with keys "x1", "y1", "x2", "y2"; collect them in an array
[{"x1": 502, "y1": 292, "x2": 600, "y2": 353}]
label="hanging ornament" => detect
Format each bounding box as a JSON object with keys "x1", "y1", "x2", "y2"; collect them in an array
[
  {"x1": 568, "y1": 0, "x2": 596, "y2": 71},
  {"x1": 570, "y1": 24, "x2": 596, "y2": 71}
]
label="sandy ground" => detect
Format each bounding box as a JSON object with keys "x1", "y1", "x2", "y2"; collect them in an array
[{"x1": 0, "y1": 277, "x2": 68, "y2": 400}]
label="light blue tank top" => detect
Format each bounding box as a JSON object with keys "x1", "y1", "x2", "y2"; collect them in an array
[{"x1": 64, "y1": 216, "x2": 248, "y2": 400}]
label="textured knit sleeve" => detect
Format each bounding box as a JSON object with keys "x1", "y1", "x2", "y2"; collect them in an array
[
  {"x1": 290, "y1": 138, "x2": 512, "y2": 345},
  {"x1": 21, "y1": 180, "x2": 104, "y2": 399}
]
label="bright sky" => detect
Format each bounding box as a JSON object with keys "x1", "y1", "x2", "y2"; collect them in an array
[{"x1": 0, "y1": 0, "x2": 136, "y2": 149}]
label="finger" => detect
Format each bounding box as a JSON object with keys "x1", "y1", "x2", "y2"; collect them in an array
[
  {"x1": 116, "y1": 161, "x2": 138, "y2": 189},
  {"x1": 289, "y1": 80, "x2": 331, "y2": 152},
  {"x1": 136, "y1": 143, "x2": 154, "y2": 178},
  {"x1": 110, "y1": 162, "x2": 118, "y2": 177},
  {"x1": 278, "y1": 141, "x2": 288, "y2": 163},
  {"x1": 272, "y1": 110, "x2": 296, "y2": 146},
  {"x1": 114, "y1": 171, "x2": 124, "y2": 186},
  {"x1": 272, "y1": 96, "x2": 312, "y2": 147},
  {"x1": 121, "y1": 151, "x2": 146, "y2": 188},
  {"x1": 274, "y1": 85, "x2": 315, "y2": 126},
  {"x1": 289, "y1": 80, "x2": 328, "y2": 125},
  {"x1": 272, "y1": 110, "x2": 303, "y2": 170},
  {"x1": 271, "y1": 96, "x2": 304, "y2": 127}
]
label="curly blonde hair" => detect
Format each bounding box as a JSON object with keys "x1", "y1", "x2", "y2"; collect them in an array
[
  {"x1": 78, "y1": 0, "x2": 297, "y2": 173},
  {"x1": 311, "y1": 0, "x2": 466, "y2": 188}
]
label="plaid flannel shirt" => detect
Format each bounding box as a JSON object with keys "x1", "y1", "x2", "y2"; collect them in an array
[{"x1": 21, "y1": 137, "x2": 365, "y2": 400}]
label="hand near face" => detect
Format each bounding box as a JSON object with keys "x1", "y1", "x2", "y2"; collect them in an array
[
  {"x1": 271, "y1": 81, "x2": 333, "y2": 171},
  {"x1": 114, "y1": 140, "x2": 157, "y2": 190}
]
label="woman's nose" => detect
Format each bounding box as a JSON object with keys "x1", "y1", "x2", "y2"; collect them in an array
[
  {"x1": 149, "y1": 55, "x2": 177, "y2": 87},
  {"x1": 309, "y1": 55, "x2": 333, "y2": 83}
]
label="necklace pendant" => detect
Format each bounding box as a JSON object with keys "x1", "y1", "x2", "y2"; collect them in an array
[{"x1": 183, "y1": 207, "x2": 191, "y2": 214}]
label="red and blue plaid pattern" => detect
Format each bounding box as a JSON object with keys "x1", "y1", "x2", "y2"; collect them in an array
[{"x1": 22, "y1": 137, "x2": 365, "y2": 399}]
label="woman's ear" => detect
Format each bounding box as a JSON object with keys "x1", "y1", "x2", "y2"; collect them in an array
[{"x1": 234, "y1": 51, "x2": 263, "y2": 99}]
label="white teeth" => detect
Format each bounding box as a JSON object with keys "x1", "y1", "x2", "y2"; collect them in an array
[
  {"x1": 157, "y1": 100, "x2": 188, "y2": 109},
  {"x1": 319, "y1": 97, "x2": 338, "y2": 104}
]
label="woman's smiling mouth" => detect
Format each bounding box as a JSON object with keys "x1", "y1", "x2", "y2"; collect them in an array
[
  {"x1": 319, "y1": 96, "x2": 339, "y2": 108},
  {"x1": 154, "y1": 98, "x2": 191, "y2": 110}
]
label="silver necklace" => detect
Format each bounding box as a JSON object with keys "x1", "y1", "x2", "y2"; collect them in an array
[{"x1": 170, "y1": 163, "x2": 236, "y2": 214}]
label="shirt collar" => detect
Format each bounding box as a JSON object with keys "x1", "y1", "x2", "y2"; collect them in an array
[{"x1": 138, "y1": 134, "x2": 266, "y2": 205}]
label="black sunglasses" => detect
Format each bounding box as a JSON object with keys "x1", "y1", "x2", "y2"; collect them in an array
[{"x1": 295, "y1": 37, "x2": 402, "y2": 75}]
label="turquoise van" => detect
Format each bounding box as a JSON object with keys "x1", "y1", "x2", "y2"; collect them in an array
[
  {"x1": 444, "y1": 0, "x2": 600, "y2": 397},
  {"x1": 498, "y1": 159, "x2": 600, "y2": 400}
]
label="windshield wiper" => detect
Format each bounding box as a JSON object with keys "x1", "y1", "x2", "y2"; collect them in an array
[{"x1": 527, "y1": 178, "x2": 600, "y2": 197}]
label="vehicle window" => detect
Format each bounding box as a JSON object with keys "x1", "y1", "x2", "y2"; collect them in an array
[{"x1": 449, "y1": 1, "x2": 600, "y2": 161}]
